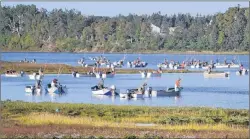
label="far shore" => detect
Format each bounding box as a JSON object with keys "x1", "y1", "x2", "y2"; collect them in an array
[{"x1": 2, "y1": 50, "x2": 249, "y2": 55}]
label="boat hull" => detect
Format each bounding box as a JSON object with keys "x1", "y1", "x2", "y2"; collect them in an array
[
  {"x1": 28, "y1": 74, "x2": 43, "y2": 80},
  {"x1": 25, "y1": 86, "x2": 42, "y2": 95},
  {"x1": 46, "y1": 86, "x2": 67, "y2": 94},
  {"x1": 236, "y1": 69, "x2": 248, "y2": 75},
  {"x1": 96, "y1": 73, "x2": 115, "y2": 78},
  {"x1": 92, "y1": 88, "x2": 119, "y2": 95},
  {"x1": 215, "y1": 64, "x2": 240, "y2": 69},
  {"x1": 76, "y1": 73, "x2": 96, "y2": 78},
  {"x1": 203, "y1": 72, "x2": 229, "y2": 78},
  {"x1": 145, "y1": 87, "x2": 182, "y2": 97},
  {"x1": 5, "y1": 74, "x2": 22, "y2": 77}
]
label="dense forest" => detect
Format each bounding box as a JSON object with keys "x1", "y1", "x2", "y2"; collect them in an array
[{"x1": 0, "y1": 4, "x2": 249, "y2": 53}]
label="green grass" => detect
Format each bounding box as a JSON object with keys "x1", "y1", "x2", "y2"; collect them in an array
[{"x1": 2, "y1": 100, "x2": 248, "y2": 127}]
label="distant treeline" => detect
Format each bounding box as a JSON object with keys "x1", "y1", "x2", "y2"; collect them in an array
[{"x1": 0, "y1": 4, "x2": 249, "y2": 52}]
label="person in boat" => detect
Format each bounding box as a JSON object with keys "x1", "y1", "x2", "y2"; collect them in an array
[
  {"x1": 175, "y1": 78, "x2": 181, "y2": 91},
  {"x1": 207, "y1": 66, "x2": 212, "y2": 74},
  {"x1": 72, "y1": 70, "x2": 77, "y2": 77},
  {"x1": 157, "y1": 67, "x2": 163, "y2": 73},
  {"x1": 33, "y1": 59, "x2": 36, "y2": 63},
  {"x1": 98, "y1": 78, "x2": 104, "y2": 89},
  {"x1": 239, "y1": 64, "x2": 244, "y2": 75},
  {"x1": 181, "y1": 62, "x2": 185, "y2": 68},
  {"x1": 35, "y1": 79, "x2": 42, "y2": 89},
  {"x1": 38, "y1": 68, "x2": 43, "y2": 75},
  {"x1": 138, "y1": 83, "x2": 147, "y2": 94},
  {"x1": 164, "y1": 58, "x2": 168, "y2": 64},
  {"x1": 51, "y1": 79, "x2": 58, "y2": 88},
  {"x1": 216, "y1": 58, "x2": 219, "y2": 64},
  {"x1": 224, "y1": 58, "x2": 227, "y2": 65}
]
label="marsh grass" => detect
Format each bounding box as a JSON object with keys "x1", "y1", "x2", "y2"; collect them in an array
[
  {"x1": 2, "y1": 101, "x2": 248, "y2": 128},
  {"x1": 15, "y1": 112, "x2": 247, "y2": 132},
  {"x1": 1, "y1": 61, "x2": 204, "y2": 74}
]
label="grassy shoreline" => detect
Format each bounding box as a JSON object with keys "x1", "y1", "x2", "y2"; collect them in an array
[
  {"x1": 2, "y1": 50, "x2": 249, "y2": 55},
  {"x1": 1, "y1": 60, "x2": 208, "y2": 74},
  {"x1": 1, "y1": 101, "x2": 248, "y2": 138}
]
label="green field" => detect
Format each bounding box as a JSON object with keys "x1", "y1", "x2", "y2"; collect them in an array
[{"x1": 1, "y1": 101, "x2": 248, "y2": 138}]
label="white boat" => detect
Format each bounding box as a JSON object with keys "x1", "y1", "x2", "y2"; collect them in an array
[
  {"x1": 28, "y1": 73, "x2": 43, "y2": 80},
  {"x1": 25, "y1": 85, "x2": 42, "y2": 95},
  {"x1": 91, "y1": 85, "x2": 119, "y2": 95},
  {"x1": 169, "y1": 64, "x2": 174, "y2": 69},
  {"x1": 5, "y1": 73, "x2": 23, "y2": 77},
  {"x1": 119, "y1": 89, "x2": 145, "y2": 99},
  {"x1": 215, "y1": 63, "x2": 240, "y2": 69},
  {"x1": 190, "y1": 64, "x2": 201, "y2": 69},
  {"x1": 140, "y1": 72, "x2": 151, "y2": 78},
  {"x1": 140, "y1": 72, "x2": 161, "y2": 78},
  {"x1": 75, "y1": 73, "x2": 96, "y2": 78},
  {"x1": 144, "y1": 87, "x2": 183, "y2": 97},
  {"x1": 46, "y1": 85, "x2": 68, "y2": 94},
  {"x1": 96, "y1": 73, "x2": 115, "y2": 78},
  {"x1": 5, "y1": 70, "x2": 24, "y2": 77},
  {"x1": 203, "y1": 71, "x2": 229, "y2": 78},
  {"x1": 157, "y1": 63, "x2": 168, "y2": 68},
  {"x1": 236, "y1": 69, "x2": 248, "y2": 76},
  {"x1": 202, "y1": 66, "x2": 209, "y2": 70}
]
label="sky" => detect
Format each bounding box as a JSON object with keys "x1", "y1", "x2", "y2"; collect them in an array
[{"x1": 2, "y1": 2, "x2": 249, "y2": 17}]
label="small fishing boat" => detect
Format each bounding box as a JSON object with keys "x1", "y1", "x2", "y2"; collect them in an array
[
  {"x1": 215, "y1": 63, "x2": 240, "y2": 69},
  {"x1": 45, "y1": 84, "x2": 68, "y2": 94},
  {"x1": 203, "y1": 71, "x2": 229, "y2": 78},
  {"x1": 191, "y1": 64, "x2": 201, "y2": 69},
  {"x1": 127, "y1": 61, "x2": 148, "y2": 68},
  {"x1": 72, "y1": 71, "x2": 96, "y2": 78},
  {"x1": 25, "y1": 85, "x2": 42, "y2": 95},
  {"x1": 119, "y1": 87, "x2": 150, "y2": 99},
  {"x1": 5, "y1": 70, "x2": 24, "y2": 77},
  {"x1": 28, "y1": 73, "x2": 43, "y2": 80},
  {"x1": 140, "y1": 71, "x2": 161, "y2": 78},
  {"x1": 91, "y1": 85, "x2": 119, "y2": 95},
  {"x1": 236, "y1": 69, "x2": 249, "y2": 76},
  {"x1": 96, "y1": 72, "x2": 115, "y2": 79},
  {"x1": 157, "y1": 63, "x2": 168, "y2": 68},
  {"x1": 145, "y1": 87, "x2": 183, "y2": 97},
  {"x1": 119, "y1": 89, "x2": 144, "y2": 99}
]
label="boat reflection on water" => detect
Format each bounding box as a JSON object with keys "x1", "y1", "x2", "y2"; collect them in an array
[
  {"x1": 25, "y1": 92, "x2": 43, "y2": 102},
  {"x1": 45, "y1": 91, "x2": 68, "y2": 102},
  {"x1": 91, "y1": 94, "x2": 116, "y2": 102}
]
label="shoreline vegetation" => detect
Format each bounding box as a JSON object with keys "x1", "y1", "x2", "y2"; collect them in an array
[
  {"x1": 1, "y1": 5, "x2": 249, "y2": 55},
  {"x1": 2, "y1": 60, "x2": 212, "y2": 74},
  {"x1": 2, "y1": 50, "x2": 249, "y2": 55},
  {"x1": 1, "y1": 101, "x2": 248, "y2": 138}
]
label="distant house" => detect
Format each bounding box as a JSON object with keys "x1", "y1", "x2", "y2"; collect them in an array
[
  {"x1": 151, "y1": 23, "x2": 161, "y2": 33},
  {"x1": 151, "y1": 23, "x2": 166, "y2": 36}
]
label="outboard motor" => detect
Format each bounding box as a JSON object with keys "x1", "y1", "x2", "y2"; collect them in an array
[
  {"x1": 20, "y1": 71, "x2": 24, "y2": 76},
  {"x1": 148, "y1": 87, "x2": 153, "y2": 97},
  {"x1": 72, "y1": 71, "x2": 77, "y2": 78},
  {"x1": 32, "y1": 86, "x2": 35, "y2": 95},
  {"x1": 47, "y1": 84, "x2": 51, "y2": 89}
]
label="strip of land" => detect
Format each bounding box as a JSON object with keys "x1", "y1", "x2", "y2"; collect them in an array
[
  {"x1": 1, "y1": 101, "x2": 248, "y2": 138},
  {"x1": 2, "y1": 50, "x2": 249, "y2": 55},
  {"x1": 1, "y1": 61, "x2": 212, "y2": 74}
]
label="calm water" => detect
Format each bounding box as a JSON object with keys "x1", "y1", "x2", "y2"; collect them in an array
[
  {"x1": 1, "y1": 52, "x2": 249, "y2": 109},
  {"x1": 2, "y1": 52, "x2": 249, "y2": 69}
]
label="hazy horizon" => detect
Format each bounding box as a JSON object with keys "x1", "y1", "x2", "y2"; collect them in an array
[{"x1": 2, "y1": 2, "x2": 249, "y2": 17}]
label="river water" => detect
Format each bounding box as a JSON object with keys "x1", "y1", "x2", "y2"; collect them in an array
[{"x1": 1, "y1": 52, "x2": 249, "y2": 109}]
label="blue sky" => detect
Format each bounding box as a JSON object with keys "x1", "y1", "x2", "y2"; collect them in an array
[{"x1": 2, "y1": 2, "x2": 249, "y2": 17}]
